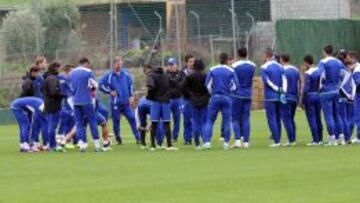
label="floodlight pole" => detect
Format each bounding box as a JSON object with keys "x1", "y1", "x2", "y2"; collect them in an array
[
  {"x1": 230, "y1": 0, "x2": 237, "y2": 60},
  {"x1": 189, "y1": 10, "x2": 201, "y2": 46}
]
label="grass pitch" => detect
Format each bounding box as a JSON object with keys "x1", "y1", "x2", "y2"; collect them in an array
[{"x1": 1, "y1": 110, "x2": 360, "y2": 203}]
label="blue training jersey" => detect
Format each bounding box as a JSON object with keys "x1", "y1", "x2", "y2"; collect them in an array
[
  {"x1": 340, "y1": 70, "x2": 356, "y2": 102},
  {"x1": 232, "y1": 60, "x2": 256, "y2": 99},
  {"x1": 99, "y1": 69, "x2": 134, "y2": 106},
  {"x1": 353, "y1": 63, "x2": 360, "y2": 94},
  {"x1": 69, "y1": 66, "x2": 98, "y2": 105},
  {"x1": 318, "y1": 56, "x2": 350, "y2": 94},
  {"x1": 283, "y1": 65, "x2": 300, "y2": 102},
  {"x1": 205, "y1": 64, "x2": 239, "y2": 96},
  {"x1": 261, "y1": 60, "x2": 286, "y2": 101},
  {"x1": 11, "y1": 97, "x2": 44, "y2": 113}
]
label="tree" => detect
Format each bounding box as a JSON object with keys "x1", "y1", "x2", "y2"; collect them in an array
[{"x1": 0, "y1": 9, "x2": 44, "y2": 60}]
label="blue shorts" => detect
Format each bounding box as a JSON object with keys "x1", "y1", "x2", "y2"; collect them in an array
[{"x1": 150, "y1": 102, "x2": 171, "y2": 122}]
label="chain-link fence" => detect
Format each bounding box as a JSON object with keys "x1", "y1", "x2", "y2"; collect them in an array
[{"x1": 0, "y1": 0, "x2": 358, "y2": 109}]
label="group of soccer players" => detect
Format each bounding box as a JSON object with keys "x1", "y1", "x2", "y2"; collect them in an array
[{"x1": 10, "y1": 44, "x2": 360, "y2": 152}]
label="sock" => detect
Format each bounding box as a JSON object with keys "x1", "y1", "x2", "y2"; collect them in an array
[
  {"x1": 150, "y1": 122, "x2": 158, "y2": 148},
  {"x1": 140, "y1": 129, "x2": 146, "y2": 146},
  {"x1": 164, "y1": 122, "x2": 172, "y2": 147}
]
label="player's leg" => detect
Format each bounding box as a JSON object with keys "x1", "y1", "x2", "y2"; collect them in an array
[
  {"x1": 202, "y1": 97, "x2": 219, "y2": 149},
  {"x1": 98, "y1": 103, "x2": 109, "y2": 121},
  {"x1": 338, "y1": 101, "x2": 348, "y2": 145},
  {"x1": 12, "y1": 109, "x2": 31, "y2": 152},
  {"x1": 320, "y1": 94, "x2": 337, "y2": 145},
  {"x1": 122, "y1": 104, "x2": 141, "y2": 143},
  {"x1": 183, "y1": 100, "x2": 193, "y2": 144},
  {"x1": 333, "y1": 95, "x2": 344, "y2": 145},
  {"x1": 161, "y1": 103, "x2": 175, "y2": 150},
  {"x1": 305, "y1": 101, "x2": 320, "y2": 144},
  {"x1": 84, "y1": 104, "x2": 100, "y2": 151},
  {"x1": 150, "y1": 102, "x2": 161, "y2": 149},
  {"x1": 231, "y1": 98, "x2": 242, "y2": 148},
  {"x1": 137, "y1": 107, "x2": 148, "y2": 148},
  {"x1": 73, "y1": 105, "x2": 87, "y2": 151},
  {"x1": 346, "y1": 103, "x2": 354, "y2": 142},
  {"x1": 111, "y1": 105, "x2": 122, "y2": 144},
  {"x1": 315, "y1": 100, "x2": 324, "y2": 143},
  {"x1": 48, "y1": 111, "x2": 61, "y2": 150},
  {"x1": 221, "y1": 96, "x2": 232, "y2": 150},
  {"x1": 200, "y1": 106, "x2": 208, "y2": 145},
  {"x1": 170, "y1": 98, "x2": 181, "y2": 141},
  {"x1": 241, "y1": 99, "x2": 252, "y2": 148},
  {"x1": 192, "y1": 106, "x2": 202, "y2": 148},
  {"x1": 96, "y1": 112, "x2": 111, "y2": 150},
  {"x1": 156, "y1": 122, "x2": 165, "y2": 147},
  {"x1": 281, "y1": 102, "x2": 296, "y2": 145},
  {"x1": 265, "y1": 101, "x2": 280, "y2": 146}
]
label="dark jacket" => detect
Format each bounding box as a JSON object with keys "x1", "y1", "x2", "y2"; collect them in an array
[
  {"x1": 179, "y1": 67, "x2": 192, "y2": 100},
  {"x1": 146, "y1": 67, "x2": 171, "y2": 103},
  {"x1": 20, "y1": 74, "x2": 36, "y2": 97},
  {"x1": 43, "y1": 72, "x2": 64, "y2": 114},
  {"x1": 167, "y1": 70, "x2": 182, "y2": 98},
  {"x1": 182, "y1": 70, "x2": 210, "y2": 107}
]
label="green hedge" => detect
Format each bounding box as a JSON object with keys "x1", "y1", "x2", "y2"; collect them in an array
[{"x1": 276, "y1": 19, "x2": 360, "y2": 65}]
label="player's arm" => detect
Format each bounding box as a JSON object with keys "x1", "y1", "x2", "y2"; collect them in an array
[
  {"x1": 205, "y1": 71, "x2": 213, "y2": 94},
  {"x1": 230, "y1": 72, "x2": 239, "y2": 93},
  {"x1": 261, "y1": 68, "x2": 280, "y2": 92},
  {"x1": 98, "y1": 73, "x2": 111, "y2": 94},
  {"x1": 301, "y1": 74, "x2": 310, "y2": 107}
]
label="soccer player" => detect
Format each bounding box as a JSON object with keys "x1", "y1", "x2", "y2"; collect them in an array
[
  {"x1": 11, "y1": 97, "x2": 45, "y2": 152},
  {"x1": 260, "y1": 48, "x2": 287, "y2": 147},
  {"x1": 166, "y1": 58, "x2": 182, "y2": 142},
  {"x1": 57, "y1": 64, "x2": 76, "y2": 146},
  {"x1": 20, "y1": 66, "x2": 41, "y2": 97},
  {"x1": 203, "y1": 53, "x2": 239, "y2": 150},
  {"x1": 348, "y1": 51, "x2": 360, "y2": 143},
  {"x1": 99, "y1": 57, "x2": 140, "y2": 145},
  {"x1": 280, "y1": 54, "x2": 300, "y2": 146},
  {"x1": 179, "y1": 54, "x2": 195, "y2": 145},
  {"x1": 146, "y1": 65, "x2": 177, "y2": 151},
  {"x1": 43, "y1": 62, "x2": 64, "y2": 150},
  {"x1": 318, "y1": 45, "x2": 350, "y2": 146},
  {"x1": 182, "y1": 59, "x2": 210, "y2": 149},
  {"x1": 338, "y1": 60, "x2": 356, "y2": 145},
  {"x1": 69, "y1": 57, "x2": 101, "y2": 152},
  {"x1": 302, "y1": 55, "x2": 324, "y2": 146},
  {"x1": 231, "y1": 48, "x2": 256, "y2": 148},
  {"x1": 135, "y1": 96, "x2": 164, "y2": 149}
]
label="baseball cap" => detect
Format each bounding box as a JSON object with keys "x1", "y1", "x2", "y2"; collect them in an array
[{"x1": 168, "y1": 58, "x2": 177, "y2": 65}]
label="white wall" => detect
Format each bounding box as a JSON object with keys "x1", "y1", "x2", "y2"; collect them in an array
[{"x1": 271, "y1": 0, "x2": 351, "y2": 20}]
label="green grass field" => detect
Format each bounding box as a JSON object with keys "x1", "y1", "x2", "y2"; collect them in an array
[{"x1": 1, "y1": 110, "x2": 360, "y2": 203}]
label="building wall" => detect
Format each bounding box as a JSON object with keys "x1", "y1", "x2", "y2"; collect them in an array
[{"x1": 271, "y1": 0, "x2": 351, "y2": 20}]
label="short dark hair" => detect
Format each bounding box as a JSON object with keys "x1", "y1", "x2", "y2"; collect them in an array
[
  {"x1": 29, "y1": 65, "x2": 40, "y2": 73},
  {"x1": 194, "y1": 59, "x2": 205, "y2": 71},
  {"x1": 79, "y1": 57, "x2": 90, "y2": 65},
  {"x1": 324, "y1": 45, "x2": 333, "y2": 55},
  {"x1": 48, "y1": 61, "x2": 61, "y2": 74},
  {"x1": 63, "y1": 64, "x2": 75, "y2": 72},
  {"x1": 348, "y1": 51, "x2": 358, "y2": 60},
  {"x1": 219, "y1": 52, "x2": 229, "y2": 65},
  {"x1": 264, "y1": 48, "x2": 274, "y2": 58},
  {"x1": 184, "y1": 54, "x2": 194, "y2": 63},
  {"x1": 280, "y1": 54, "x2": 290, "y2": 63},
  {"x1": 303, "y1": 54, "x2": 314, "y2": 65},
  {"x1": 237, "y1": 47, "x2": 248, "y2": 58}
]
